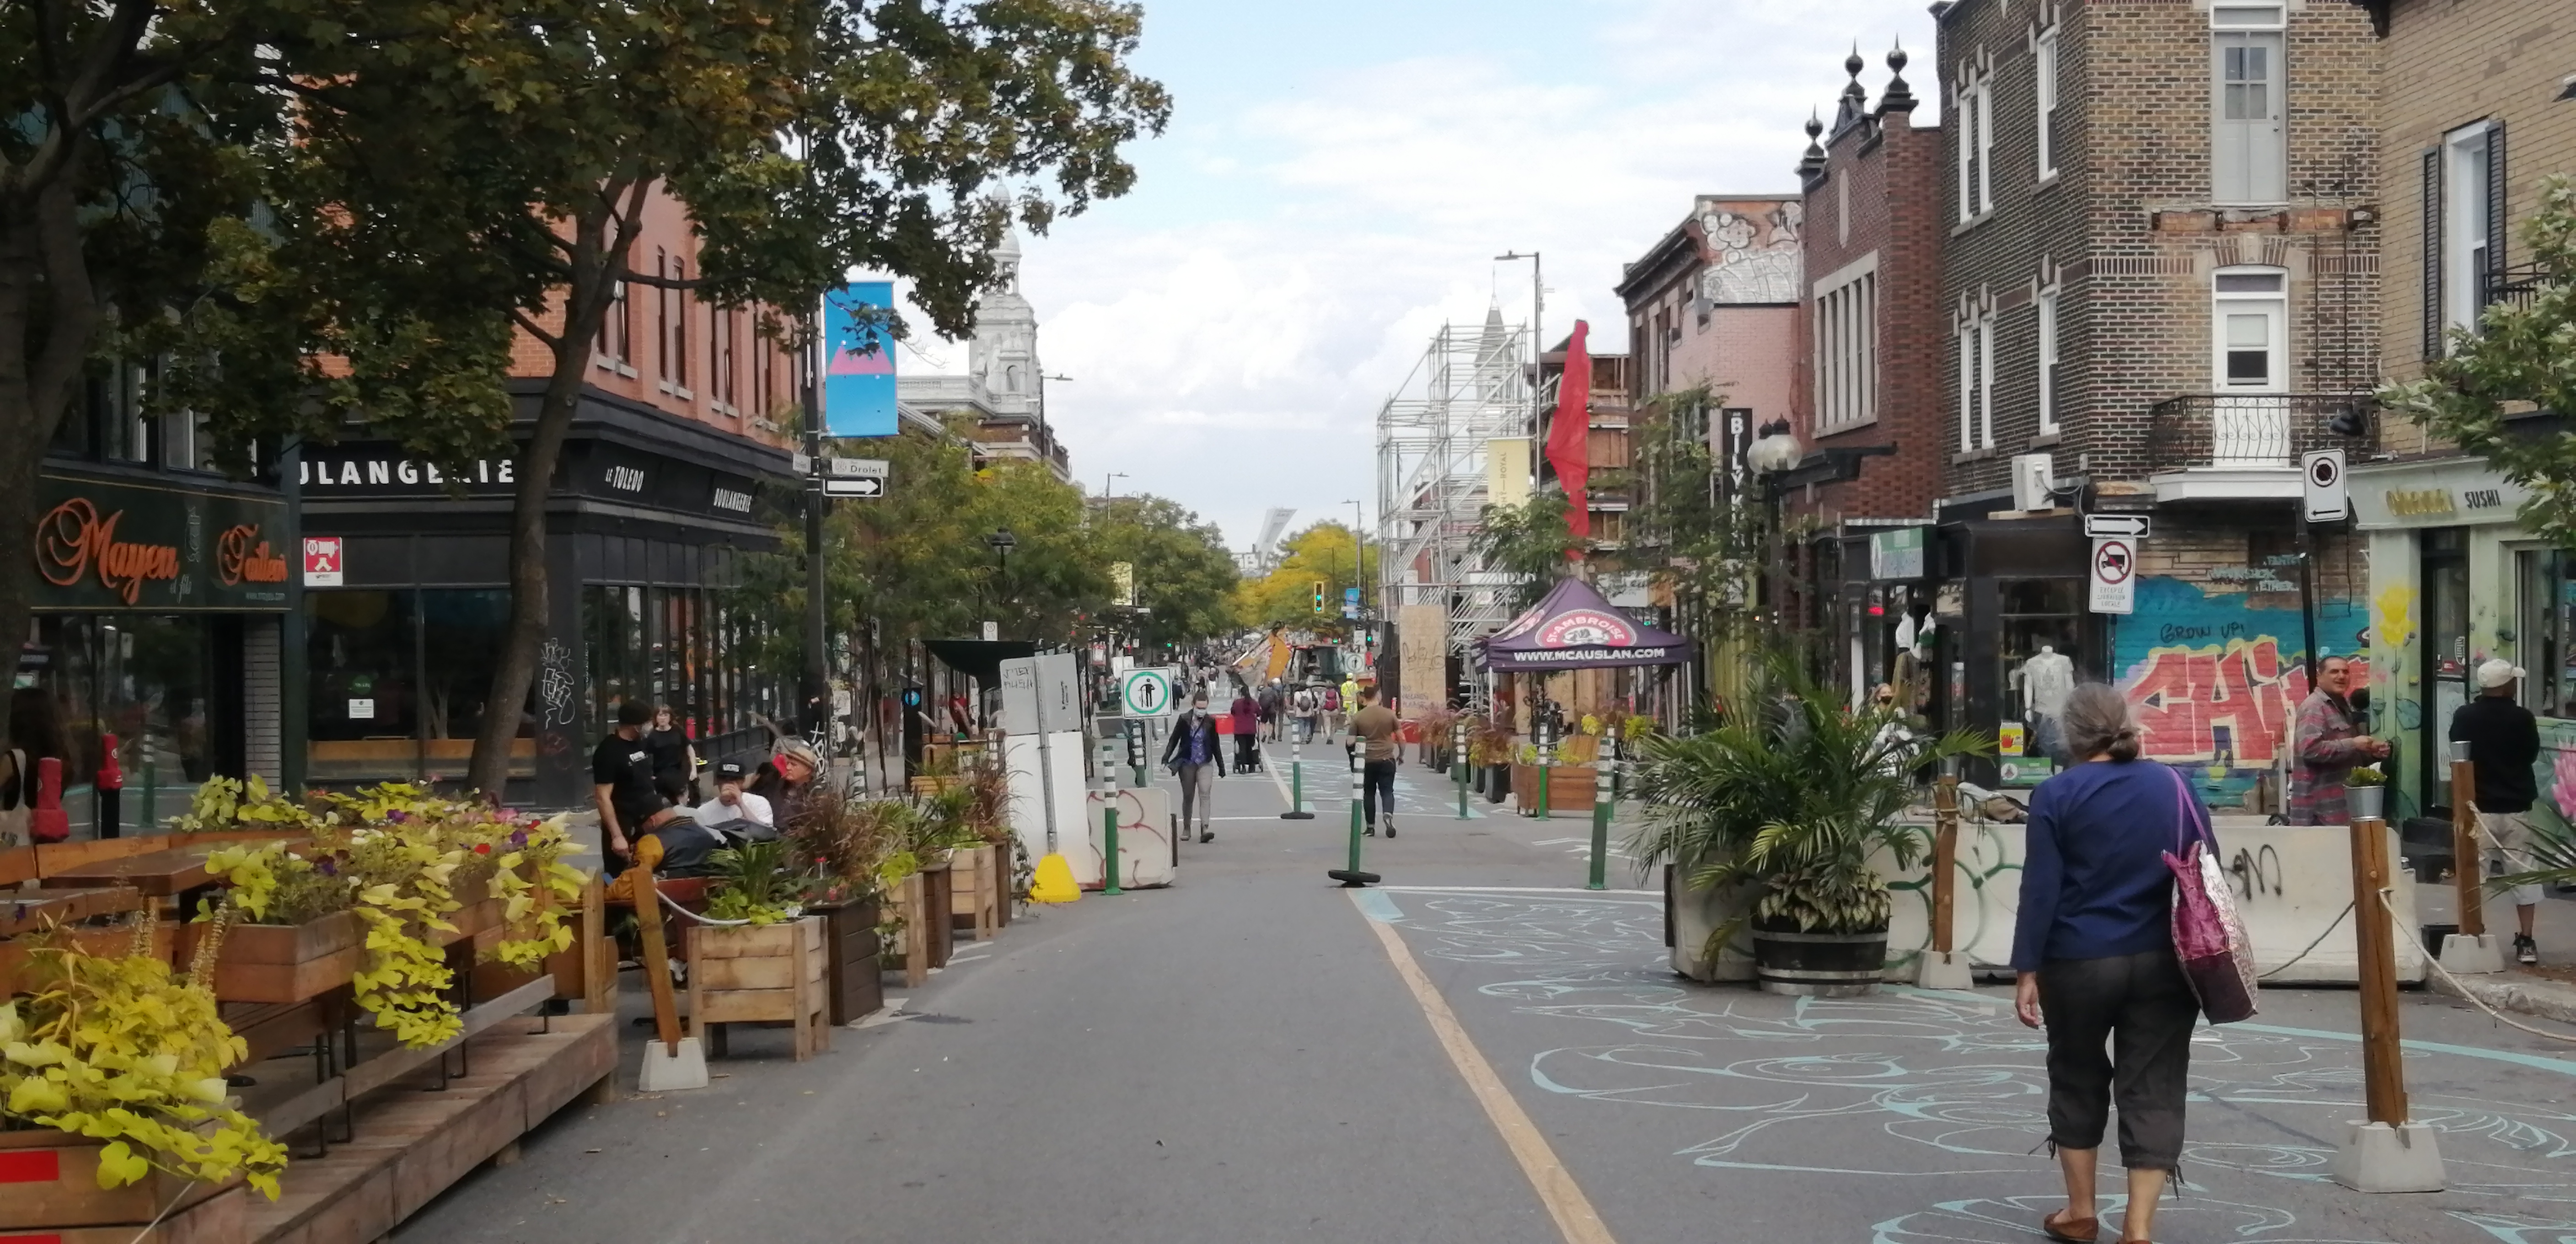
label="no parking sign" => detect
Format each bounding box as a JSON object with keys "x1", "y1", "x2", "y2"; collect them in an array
[{"x1": 2089, "y1": 536, "x2": 2137, "y2": 615}]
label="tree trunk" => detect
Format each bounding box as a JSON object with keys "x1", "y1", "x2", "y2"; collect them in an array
[
  {"x1": 464, "y1": 195, "x2": 633, "y2": 797},
  {"x1": 0, "y1": 163, "x2": 107, "y2": 755}
]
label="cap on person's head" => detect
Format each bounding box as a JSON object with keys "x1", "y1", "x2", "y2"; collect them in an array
[
  {"x1": 776, "y1": 739, "x2": 822, "y2": 771},
  {"x1": 2477, "y1": 658, "x2": 2525, "y2": 689},
  {"x1": 617, "y1": 700, "x2": 654, "y2": 728},
  {"x1": 714, "y1": 759, "x2": 747, "y2": 782}
]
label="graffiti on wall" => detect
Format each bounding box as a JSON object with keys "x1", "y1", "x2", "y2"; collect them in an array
[{"x1": 2114, "y1": 577, "x2": 2363, "y2": 789}]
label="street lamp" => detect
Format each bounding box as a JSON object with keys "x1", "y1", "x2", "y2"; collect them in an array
[
  {"x1": 1496, "y1": 251, "x2": 1544, "y2": 437},
  {"x1": 987, "y1": 527, "x2": 1017, "y2": 638},
  {"x1": 1103, "y1": 471, "x2": 1128, "y2": 500}
]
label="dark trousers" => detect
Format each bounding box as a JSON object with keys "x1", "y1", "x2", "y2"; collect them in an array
[
  {"x1": 2038, "y1": 947, "x2": 2199, "y2": 1170},
  {"x1": 1234, "y1": 734, "x2": 1259, "y2": 769},
  {"x1": 1362, "y1": 759, "x2": 1397, "y2": 826}
]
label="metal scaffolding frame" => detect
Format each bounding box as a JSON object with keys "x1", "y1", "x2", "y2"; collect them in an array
[{"x1": 1375, "y1": 310, "x2": 1534, "y2": 653}]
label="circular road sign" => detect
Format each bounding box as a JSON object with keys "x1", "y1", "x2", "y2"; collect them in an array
[
  {"x1": 2093, "y1": 538, "x2": 2135, "y2": 584},
  {"x1": 1120, "y1": 669, "x2": 1174, "y2": 717}
]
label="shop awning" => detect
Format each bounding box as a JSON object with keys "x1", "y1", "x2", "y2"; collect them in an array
[
  {"x1": 923, "y1": 638, "x2": 1042, "y2": 686},
  {"x1": 1472, "y1": 577, "x2": 1695, "y2": 672}
]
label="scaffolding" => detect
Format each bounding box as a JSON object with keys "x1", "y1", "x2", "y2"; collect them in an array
[{"x1": 1375, "y1": 309, "x2": 1537, "y2": 654}]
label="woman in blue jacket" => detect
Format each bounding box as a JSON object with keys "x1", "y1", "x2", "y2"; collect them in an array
[{"x1": 2012, "y1": 683, "x2": 2209, "y2": 1244}]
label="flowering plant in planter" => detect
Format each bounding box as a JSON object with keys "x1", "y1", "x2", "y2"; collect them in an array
[{"x1": 0, "y1": 919, "x2": 289, "y2": 1198}]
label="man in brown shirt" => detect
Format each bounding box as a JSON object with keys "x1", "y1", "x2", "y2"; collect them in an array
[{"x1": 1346, "y1": 686, "x2": 1400, "y2": 838}]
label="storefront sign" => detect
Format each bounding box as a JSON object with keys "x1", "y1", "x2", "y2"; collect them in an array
[
  {"x1": 299, "y1": 450, "x2": 518, "y2": 494},
  {"x1": 32, "y1": 472, "x2": 290, "y2": 611},
  {"x1": 2351, "y1": 458, "x2": 2529, "y2": 530},
  {"x1": 1869, "y1": 528, "x2": 1926, "y2": 580}
]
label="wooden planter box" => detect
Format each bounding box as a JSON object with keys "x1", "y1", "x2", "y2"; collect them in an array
[
  {"x1": 177, "y1": 910, "x2": 365, "y2": 1004},
  {"x1": 815, "y1": 897, "x2": 884, "y2": 1025},
  {"x1": 1512, "y1": 763, "x2": 1596, "y2": 813},
  {"x1": 0, "y1": 922, "x2": 175, "y2": 996},
  {"x1": 948, "y1": 843, "x2": 1002, "y2": 941},
  {"x1": 0, "y1": 1132, "x2": 242, "y2": 1237},
  {"x1": 685, "y1": 916, "x2": 831, "y2": 1060},
  {"x1": 889, "y1": 866, "x2": 955, "y2": 988},
  {"x1": 908, "y1": 775, "x2": 964, "y2": 797},
  {"x1": 918, "y1": 862, "x2": 955, "y2": 971}
]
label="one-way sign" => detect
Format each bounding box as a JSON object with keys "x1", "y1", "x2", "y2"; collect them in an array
[
  {"x1": 2082, "y1": 514, "x2": 2152, "y2": 539},
  {"x1": 820, "y1": 457, "x2": 889, "y2": 498}
]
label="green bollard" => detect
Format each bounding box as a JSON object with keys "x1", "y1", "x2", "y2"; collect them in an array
[
  {"x1": 1328, "y1": 747, "x2": 1378, "y2": 887},
  {"x1": 1103, "y1": 799, "x2": 1123, "y2": 895},
  {"x1": 1588, "y1": 753, "x2": 1613, "y2": 891},
  {"x1": 1280, "y1": 734, "x2": 1315, "y2": 820},
  {"x1": 1537, "y1": 757, "x2": 1551, "y2": 820},
  {"x1": 1454, "y1": 735, "x2": 1469, "y2": 820}
]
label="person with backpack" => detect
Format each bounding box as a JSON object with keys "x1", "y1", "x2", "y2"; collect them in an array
[{"x1": 1293, "y1": 685, "x2": 1320, "y2": 744}]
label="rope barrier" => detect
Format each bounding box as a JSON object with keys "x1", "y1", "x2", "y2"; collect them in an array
[
  {"x1": 2374, "y1": 885, "x2": 2576, "y2": 1045},
  {"x1": 654, "y1": 888, "x2": 767, "y2": 927}
]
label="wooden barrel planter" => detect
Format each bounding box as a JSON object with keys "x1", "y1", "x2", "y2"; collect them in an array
[
  {"x1": 814, "y1": 897, "x2": 884, "y2": 1025},
  {"x1": 949, "y1": 843, "x2": 1002, "y2": 941},
  {"x1": 0, "y1": 1132, "x2": 246, "y2": 1242},
  {"x1": 685, "y1": 916, "x2": 832, "y2": 1060},
  {"x1": 1750, "y1": 922, "x2": 1888, "y2": 997}
]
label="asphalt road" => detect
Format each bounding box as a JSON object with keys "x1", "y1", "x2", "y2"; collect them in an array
[{"x1": 402, "y1": 761, "x2": 2576, "y2": 1244}]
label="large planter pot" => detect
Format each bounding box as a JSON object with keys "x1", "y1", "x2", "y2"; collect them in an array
[
  {"x1": 1483, "y1": 764, "x2": 1509, "y2": 803},
  {"x1": 1511, "y1": 763, "x2": 1596, "y2": 814},
  {"x1": 0, "y1": 1131, "x2": 241, "y2": 1233},
  {"x1": 177, "y1": 910, "x2": 366, "y2": 1004},
  {"x1": 813, "y1": 897, "x2": 884, "y2": 1025},
  {"x1": 685, "y1": 915, "x2": 831, "y2": 1060},
  {"x1": 1750, "y1": 921, "x2": 1889, "y2": 997}
]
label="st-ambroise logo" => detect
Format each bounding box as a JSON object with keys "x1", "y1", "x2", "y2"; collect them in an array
[
  {"x1": 216, "y1": 524, "x2": 289, "y2": 586},
  {"x1": 37, "y1": 498, "x2": 180, "y2": 604}
]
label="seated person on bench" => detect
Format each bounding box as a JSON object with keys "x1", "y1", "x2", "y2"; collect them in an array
[
  {"x1": 604, "y1": 804, "x2": 729, "y2": 904},
  {"x1": 692, "y1": 760, "x2": 775, "y2": 841}
]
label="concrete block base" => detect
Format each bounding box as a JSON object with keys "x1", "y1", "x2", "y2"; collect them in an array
[
  {"x1": 2438, "y1": 932, "x2": 2506, "y2": 976},
  {"x1": 637, "y1": 1036, "x2": 708, "y2": 1092},
  {"x1": 2330, "y1": 1121, "x2": 2446, "y2": 1193},
  {"x1": 1913, "y1": 951, "x2": 1975, "y2": 990}
]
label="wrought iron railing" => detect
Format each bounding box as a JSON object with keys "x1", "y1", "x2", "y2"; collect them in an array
[
  {"x1": 2143, "y1": 393, "x2": 2377, "y2": 473},
  {"x1": 2490, "y1": 262, "x2": 2558, "y2": 313}
]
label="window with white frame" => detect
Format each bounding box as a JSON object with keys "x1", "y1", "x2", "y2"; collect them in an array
[
  {"x1": 2431, "y1": 120, "x2": 2506, "y2": 344},
  {"x1": 2036, "y1": 288, "x2": 2061, "y2": 434},
  {"x1": 1813, "y1": 256, "x2": 1879, "y2": 433},
  {"x1": 1957, "y1": 310, "x2": 1995, "y2": 451},
  {"x1": 2211, "y1": 5, "x2": 2286, "y2": 204},
  {"x1": 2035, "y1": 26, "x2": 2059, "y2": 180},
  {"x1": 1956, "y1": 63, "x2": 1993, "y2": 221}
]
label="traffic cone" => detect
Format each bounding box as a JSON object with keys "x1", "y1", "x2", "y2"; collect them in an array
[{"x1": 1030, "y1": 852, "x2": 1080, "y2": 903}]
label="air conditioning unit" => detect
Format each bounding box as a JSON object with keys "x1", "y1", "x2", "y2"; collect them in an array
[{"x1": 2010, "y1": 453, "x2": 2055, "y2": 512}]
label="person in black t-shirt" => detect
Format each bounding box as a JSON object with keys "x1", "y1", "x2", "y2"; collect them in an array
[
  {"x1": 591, "y1": 700, "x2": 664, "y2": 871},
  {"x1": 644, "y1": 705, "x2": 697, "y2": 804}
]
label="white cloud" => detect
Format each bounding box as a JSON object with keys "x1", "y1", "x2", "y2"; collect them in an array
[{"x1": 936, "y1": 0, "x2": 1941, "y2": 549}]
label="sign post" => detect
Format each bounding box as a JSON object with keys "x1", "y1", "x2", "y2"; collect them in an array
[
  {"x1": 2088, "y1": 536, "x2": 2137, "y2": 615},
  {"x1": 2330, "y1": 808, "x2": 2445, "y2": 1192}
]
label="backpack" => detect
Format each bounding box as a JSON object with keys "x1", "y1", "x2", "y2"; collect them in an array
[{"x1": 1323, "y1": 688, "x2": 1341, "y2": 712}]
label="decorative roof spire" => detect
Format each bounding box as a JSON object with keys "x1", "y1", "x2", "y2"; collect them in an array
[
  {"x1": 1879, "y1": 38, "x2": 1917, "y2": 114},
  {"x1": 1797, "y1": 108, "x2": 1828, "y2": 184}
]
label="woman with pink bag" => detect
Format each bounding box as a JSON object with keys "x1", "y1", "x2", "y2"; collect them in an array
[{"x1": 2011, "y1": 684, "x2": 2222, "y2": 1244}]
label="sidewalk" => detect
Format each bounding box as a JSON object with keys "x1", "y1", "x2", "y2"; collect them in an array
[{"x1": 2410, "y1": 878, "x2": 2576, "y2": 1024}]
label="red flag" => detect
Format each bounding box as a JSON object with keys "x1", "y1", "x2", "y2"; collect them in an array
[{"x1": 1545, "y1": 321, "x2": 1593, "y2": 550}]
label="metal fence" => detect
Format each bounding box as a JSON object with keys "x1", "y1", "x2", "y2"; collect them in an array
[{"x1": 2142, "y1": 393, "x2": 2376, "y2": 473}]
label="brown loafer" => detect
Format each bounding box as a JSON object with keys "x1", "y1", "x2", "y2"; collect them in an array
[{"x1": 2042, "y1": 1209, "x2": 2099, "y2": 1243}]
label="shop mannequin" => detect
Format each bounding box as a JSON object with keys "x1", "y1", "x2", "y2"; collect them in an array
[{"x1": 2018, "y1": 646, "x2": 2076, "y2": 761}]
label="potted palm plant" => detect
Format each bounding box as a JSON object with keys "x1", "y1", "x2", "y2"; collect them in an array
[{"x1": 1630, "y1": 652, "x2": 1991, "y2": 997}]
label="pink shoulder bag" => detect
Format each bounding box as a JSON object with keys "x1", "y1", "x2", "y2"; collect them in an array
[{"x1": 2162, "y1": 765, "x2": 2258, "y2": 1023}]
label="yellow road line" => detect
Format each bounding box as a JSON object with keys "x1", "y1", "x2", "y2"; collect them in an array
[{"x1": 1358, "y1": 907, "x2": 1620, "y2": 1244}]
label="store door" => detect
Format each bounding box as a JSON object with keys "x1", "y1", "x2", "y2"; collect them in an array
[{"x1": 2419, "y1": 529, "x2": 2470, "y2": 816}]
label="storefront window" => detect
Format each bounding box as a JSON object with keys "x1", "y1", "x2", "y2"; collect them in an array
[
  {"x1": 2517, "y1": 549, "x2": 2576, "y2": 719},
  {"x1": 1999, "y1": 579, "x2": 2082, "y2": 766},
  {"x1": 421, "y1": 590, "x2": 530, "y2": 780},
  {"x1": 19, "y1": 614, "x2": 223, "y2": 836},
  {"x1": 2421, "y1": 531, "x2": 2470, "y2": 805},
  {"x1": 308, "y1": 591, "x2": 420, "y2": 785}
]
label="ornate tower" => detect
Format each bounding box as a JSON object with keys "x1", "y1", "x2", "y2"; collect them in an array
[{"x1": 965, "y1": 229, "x2": 1041, "y2": 420}]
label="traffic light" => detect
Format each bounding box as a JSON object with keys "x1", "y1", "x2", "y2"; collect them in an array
[{"x1": 1312, "y1": 581, "x2": 1326, "y2": 613}]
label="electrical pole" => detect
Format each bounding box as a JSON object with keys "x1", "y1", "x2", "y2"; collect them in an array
[{"x1": 1496, "y1": 251, "x2": 1543, "y2": 437}]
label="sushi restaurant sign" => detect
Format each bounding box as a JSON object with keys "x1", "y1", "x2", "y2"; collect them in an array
[{"x1": 31, "y1": 472, "x2": 291, "y2": 611}]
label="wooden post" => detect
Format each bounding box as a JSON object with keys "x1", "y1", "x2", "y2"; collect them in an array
[
  {"x1": 1930, "y1": 777, "x2": 1961, "y2": 956},
  {"x1": 2347, "y1": 815, "x2": 2408, "y2": 1127},
  {"x1": 2450, "y1": 749, "x2": 2483, "y2": 939},
  {"x1": 628, "y1": 863, "x2": 683, "y2": 1057},
  {"x1": 581, "y1": 870, "x2": 613, "y2": 1019},
  {"x1": 902, "y1": 872, "x2": 928, "y2": 989}
]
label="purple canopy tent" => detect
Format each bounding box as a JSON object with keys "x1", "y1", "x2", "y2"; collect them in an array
[{"x1": 1472, "y1": 577, "x2": 1695, "y2": 672}]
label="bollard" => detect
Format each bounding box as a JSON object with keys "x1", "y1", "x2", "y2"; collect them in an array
[
  {"x1": 1328, "y1": 745, "x2": 1379, "y2": 888},
  {"x1": 1913, "y1": 773, "x2": 1973, "y2": 989},
  {"x1": 1454, "y1": 732, "x2": 1469, "y2": 820},
  {"x1": 2331, "y1": 810, "x2": 2444, "y2": 1191},
  {"x1": 1536, "y1": 753, "x2": 1551, "y2": 820},
  {"x1": 1280, "y1": 732, "x2": 1315, "y2": 819},
  {"x1": 1100, "y1": 736, "x2": 1124, "y2": 896},
  {"x1": 1587, "y1": 750, "x2": 1612, "y2": 890},
  {"x1": 96, "y1": 733, "x2": 123, "y2": 838},
  {"x1": 2442, "y1": 740, "x2": 2503, "y2": 972}
]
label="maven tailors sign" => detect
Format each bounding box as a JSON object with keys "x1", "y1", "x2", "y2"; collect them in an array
[{"x1": 32, "y1": 471, "x2": 292, "y2": 611}]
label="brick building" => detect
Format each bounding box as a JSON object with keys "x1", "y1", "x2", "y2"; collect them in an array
[
  {"x1": 2354, "y1": 0, "x2": 2576, "y2": 821},
  {"x1": 298, "y1": 182, "x2": 806, "y2": 806},
  {"x1": 1786, "y1": 45, "x2": 1950, "y2": 710},
  {"x1": 1930, "y1": 0, "x2": 2379, "y2": 803}
]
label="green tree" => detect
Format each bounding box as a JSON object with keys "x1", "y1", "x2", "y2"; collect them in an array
[
  {"x1": 2381, "y1": 174, "x2": 2576, "y2": 547},
  {"x1": 1089, "y1": 494, "x2": 1240, "y2": 652},
  {"x1": 1468, "y1": 493, "x2": 1575, "y2": 613},
  {"x1": 315, "y1": 0, "x2": 1173, "y2": 793},
  {"x1": 1236, "y1": 522, "x2": 1375, "y2": 635}
]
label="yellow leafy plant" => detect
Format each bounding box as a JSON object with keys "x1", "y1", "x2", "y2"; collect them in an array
[
  {"x1": 168, "y1": 774, "x2": 314, "y2": 835},
  {"x1": 0, "y1": 921, "x2": 289, "y2": 1197}
]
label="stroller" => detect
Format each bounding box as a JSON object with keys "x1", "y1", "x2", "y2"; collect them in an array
[{"x1": 1233, "y1": 730, "x2": 1263, "y2": 774}]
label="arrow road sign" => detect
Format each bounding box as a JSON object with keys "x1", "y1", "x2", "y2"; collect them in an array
[
  {"x1": 2082, "y1": 514, "x2": 2152, "y2": 539},
  {"x1": 823, "y1": 476, "x2": 884, "y2": 497}
]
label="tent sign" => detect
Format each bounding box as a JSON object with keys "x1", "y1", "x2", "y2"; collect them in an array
[{"x1": 2089, "y1": 537, "x2": 2138, "y2": 615}]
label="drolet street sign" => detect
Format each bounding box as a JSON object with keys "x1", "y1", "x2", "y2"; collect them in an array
[
  {"x1": 2089, "y1": 536, "x2": 2137, "y2": 614},
  {"x1": 1119, "y1": 668, "x2": 1175, "y2": 717},
  {"x1": 821, "y1": 457, "x2": 889, "y2": 498},
  {"x1": 2302, "y1": 449, "x2": 2349, "y2": 523}
]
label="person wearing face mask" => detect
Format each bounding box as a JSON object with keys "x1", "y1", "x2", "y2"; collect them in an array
[{"x1": 1160, "y1": 694, "x2": 1227, "y2": 843}]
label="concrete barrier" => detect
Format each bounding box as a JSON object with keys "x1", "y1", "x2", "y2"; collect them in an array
[{"x1": 1669, "y1": 820, "x2": 2425, "y2": 987}]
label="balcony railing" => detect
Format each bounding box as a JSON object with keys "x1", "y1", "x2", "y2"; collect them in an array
[
  {"x1": 2490, "y1": 262, "x2": 2559, "y2": 314},
  {"x1": 2144, "y1": 393, "x2": 2376, "y2": 473}
]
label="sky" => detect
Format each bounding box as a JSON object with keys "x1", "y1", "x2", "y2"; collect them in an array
[{"x1": 896, "y1": 0, "x2": 1942, "y2": 555}]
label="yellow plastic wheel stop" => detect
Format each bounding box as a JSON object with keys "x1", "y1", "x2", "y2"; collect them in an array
[{"x1": 1030, "y1": 853, "x2": 1080, "y2": 903}]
